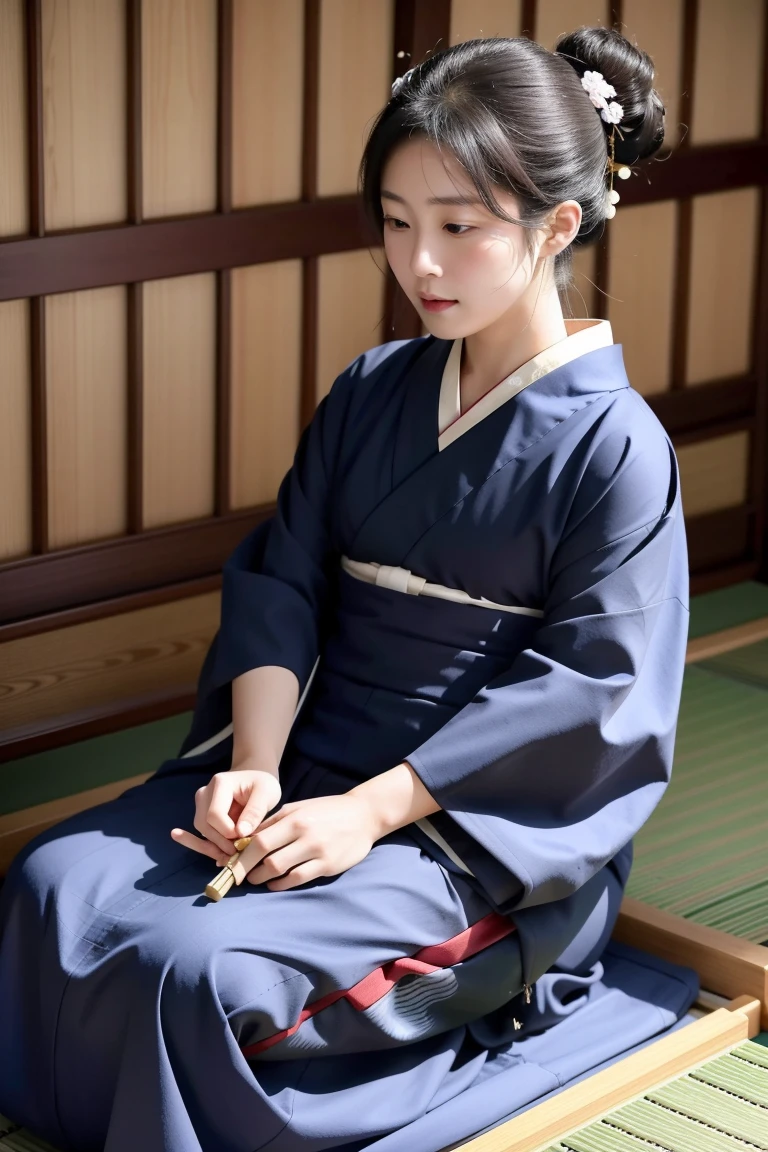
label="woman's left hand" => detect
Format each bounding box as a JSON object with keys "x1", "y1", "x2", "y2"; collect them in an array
[{"x1": 238, "y1": 793, "x2": 378, "y2": 891}]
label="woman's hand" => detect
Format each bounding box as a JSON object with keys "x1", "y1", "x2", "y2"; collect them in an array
[
  {"x1": 237, "y1": 793, "x2": 378, "y2": 891},
  {"x1": 170, "y1": 763, "x2": 282, "y2": 863}
]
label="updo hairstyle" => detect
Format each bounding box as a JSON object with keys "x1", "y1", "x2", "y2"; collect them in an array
[{"x1": 359, "y1": 27, "x2": 665, "y2": 289}]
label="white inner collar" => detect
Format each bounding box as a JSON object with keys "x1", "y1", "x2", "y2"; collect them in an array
[{"x1": 437, "y1": 318, "x2": 614, "y2": 451}]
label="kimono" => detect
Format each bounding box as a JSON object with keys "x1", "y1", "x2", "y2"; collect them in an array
[{"x1": 0, "y1": 320, "x2": 695, "y2": 1152}]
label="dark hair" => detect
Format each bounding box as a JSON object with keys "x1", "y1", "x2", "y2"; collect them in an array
[{"x1": 359, "y1": 28, "x2": 665, "y2": 290}]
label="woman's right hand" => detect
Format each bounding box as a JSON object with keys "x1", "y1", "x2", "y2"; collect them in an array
[{"x1": 170, "y1": 763, "x2": 282, "y2": 862}]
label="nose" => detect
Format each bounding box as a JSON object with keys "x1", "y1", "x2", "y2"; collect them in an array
[{"x1": 410, "y1": 234, "x2": 442, "y2": 279}]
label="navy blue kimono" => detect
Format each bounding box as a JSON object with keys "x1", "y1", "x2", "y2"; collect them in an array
[{"x1": 0, "y1": 322, "x2": 693, "y2": 1152}]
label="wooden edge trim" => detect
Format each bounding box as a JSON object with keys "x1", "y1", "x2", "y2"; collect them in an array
[
  {"x1": 0, "y1": 686, "x2": 197, "y2": 764},
  {"x1": 0, "y1": 574, "x2": 221, "y2": 643},
  {"x1": 727, "y1": 994, "x2": 763, "y2": 1036},
  {"x1": 686, "y1": 614, "x2": 768, "y2": 662},
  {"x1": 0, "y1": 772, "x2": 152, "y2": 875},
  {"x1": 614, "y1": 897, "x2": 768, "y2": 1028},
  {"x1": 454, "y1": 1006, "x2": 752, "y2": 1152}
]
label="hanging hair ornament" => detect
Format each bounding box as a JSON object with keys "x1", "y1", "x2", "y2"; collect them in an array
[{"x1": 580, "y1": 70, "x2": 630, "y2": 219}]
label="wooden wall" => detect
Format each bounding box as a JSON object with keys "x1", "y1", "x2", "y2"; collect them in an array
[{"x1": 0, "y1": 0, "x2": 767, "y2": 771}]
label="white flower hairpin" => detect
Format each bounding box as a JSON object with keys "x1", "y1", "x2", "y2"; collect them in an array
[
  {"x1": 580, "y1": 70, "x2": 623, "y2": 124},
  {"x1": 580, "y1": 70, "x2": 630, "y2": 219}
]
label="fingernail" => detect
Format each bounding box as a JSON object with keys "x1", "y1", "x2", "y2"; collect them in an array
[{"x1": 239, "y1": 821, "x2": 253, "y2": 836}]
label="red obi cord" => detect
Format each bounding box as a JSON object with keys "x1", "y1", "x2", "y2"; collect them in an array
[{"x1": 241, "y1": 911, "x2": 516, "y2": 1058}]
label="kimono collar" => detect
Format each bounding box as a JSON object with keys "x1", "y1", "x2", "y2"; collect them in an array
[{"x1": 437, "y1": 318, "x2": 614, "y2": 451}]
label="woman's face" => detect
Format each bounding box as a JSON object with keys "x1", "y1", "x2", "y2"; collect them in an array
[{"x1": 380, "y1": 137, "x2": 546, "y2": 339}]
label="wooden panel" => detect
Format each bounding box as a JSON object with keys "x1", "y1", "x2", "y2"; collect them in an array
[
  {"x1": 676, "y1": 431, "x2": 750, "y2": 517},
  {"x1": 449, "y1": 0, "x2": 521, "y2": 44},
  {"x1": 621, "y1": 0, "x2": 684, "y2": 150},
  {"x1": 142, "y1": 0, "x2": 217, "y2": 219},
  {"x1": 607, "y1": 201, "x2": 676, "y2": 395},
  {"x1": 316, "y1": 0, "x2": 394, "y2": 198},
  {"x1": 0, "y1": 300, "x2": 31, "y2": 560},
  {"x1": 42, "y1": 0, "x2": 126, "y2": 230},
  {"x1": 316, "y1": 249, "x2": 386, "y2": 401},
  {"x1": 687, "y1": 188, "x2": 760, "y2": 386},
  {"x1": 691, "y1": 0, "x2": 765, "y2": 145},
  {"x1": 230, "y1": 260, "x2": 302, "y2": 508},
  {"x1": 0, "y1": 591, "x2": 219, "y2": 730},
  {"x1": 0, "y1": 0, "x2": 28, "y2": 237},
  {"x1": 143, "y1": 273, "x2": 216, "y2": 528},
  {"x1": 46, "y1": 286, "x2": 127, "y2": 549},
  {"x1": 232, "y1": 0, "x2": 303, "y2": 207},
  {"x1": 566, "y1": 245, "x2": 597, "y2": 318},
  {"x1": 536, "y1": 0, "x2": 608, "y2": 49}
]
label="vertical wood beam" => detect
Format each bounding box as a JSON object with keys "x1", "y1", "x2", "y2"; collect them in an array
[
  {"x1": 27, "y1": 0, "x2": 47, "y2": 553},
  {"x1": 670, "y1": 0, "x2": 698, "y2": 391},
  {"x1": 754, "y1": 7, "x2": 768, "y2": 578},
  {"x1": 520, "y1": 0, "x2": 537, "y2": 40},
  {"x1": 385, "y1": 0, "x2": 452, "y2": 341},
  {"x1": 300, "y1": 0, "x2": 320, "y2": 429},
  {"x1": 126, "y1": 0, "x2": 144, "y2": 533},
  {"x1": 215, "y1": 0, "x2": 234, "y2": 515}
]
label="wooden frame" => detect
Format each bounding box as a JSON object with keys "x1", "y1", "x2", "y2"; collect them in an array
[
  {"x1": 614, "y1": 897, "x2": 768, "y2": 1028},
  {"x1": 453, "y1": 995, "x2": 761, "y2": 1152}
]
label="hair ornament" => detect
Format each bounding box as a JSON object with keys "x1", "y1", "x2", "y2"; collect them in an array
[
  {"x1": 579, "y1": 71, "x2": 630, "y2": 218},
  {"x1": 580, "y1": 70, "x2": 624, "y2": 125}
]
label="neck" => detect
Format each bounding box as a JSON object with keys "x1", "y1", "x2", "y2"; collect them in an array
[{"x1": 460, "y1": 276, "x2": 567, "y2": 408}]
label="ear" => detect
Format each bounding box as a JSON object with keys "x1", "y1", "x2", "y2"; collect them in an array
[{"x1": 539, "y1": 200, "x2": 582, "y2": 257}]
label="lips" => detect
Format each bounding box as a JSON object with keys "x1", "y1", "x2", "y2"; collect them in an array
[{"x1": 419, "y1": 295, "x2": 458, "y2": 312}]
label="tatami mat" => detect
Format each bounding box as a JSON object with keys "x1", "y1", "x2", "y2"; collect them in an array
[
  {"x1": 544, "y1": 1038, "x2": 768, "y2": 1152},
  {"x1": 627, "y1": 662, "x2": 768, "y2": 944}
]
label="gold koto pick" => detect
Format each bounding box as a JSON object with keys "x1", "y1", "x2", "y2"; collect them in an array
[{"x1": 204, "y1": 835, "x2": 253, "y2": 901}]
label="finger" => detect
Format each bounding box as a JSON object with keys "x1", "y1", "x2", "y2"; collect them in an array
[
  {"x1": 234, "y1": 793, "x2": 271, "y2": 840},
  {"x1": 255, "y1": 804, "x2": 294, "y2": 832},
  {"x1": 267, "y1": 860, "x2": 324, "y2": 892},
  {"x1": 192, "y1": 811, "x2": 237, "y2": 857},
  {"x1": 245, "y1": 843, "x2": 312, "y2": 886},
  {"x1": 204, "y1": 775, "x2": 238, "y2": 839},
  {"x1": 237, "y1": 816, "x2": 300, "y2": 876},
  {"x1": 170, "y1": 828, "x2": 222, "y2": 861}
]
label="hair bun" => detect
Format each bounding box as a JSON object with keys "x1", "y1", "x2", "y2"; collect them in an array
[{"x1": 554, "y1": 26, "x2": 665, "y2": 164}]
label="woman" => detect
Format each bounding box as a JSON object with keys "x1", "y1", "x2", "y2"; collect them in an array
[{"x1": 0, "y1": 26, "x2": 690, "y2": 1152}]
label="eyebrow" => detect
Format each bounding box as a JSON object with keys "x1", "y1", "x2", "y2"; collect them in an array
[{"x1": 380, "y1": 190, "x2": 483, "y2": 207}]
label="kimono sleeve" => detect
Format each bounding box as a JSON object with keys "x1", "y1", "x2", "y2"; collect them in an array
[
  {"x1": 406, "y1": 405, "x2": 690, "y2": 911},
  {"x1": 205, "y1": 385, "x2": 345, "y2": 699}
]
